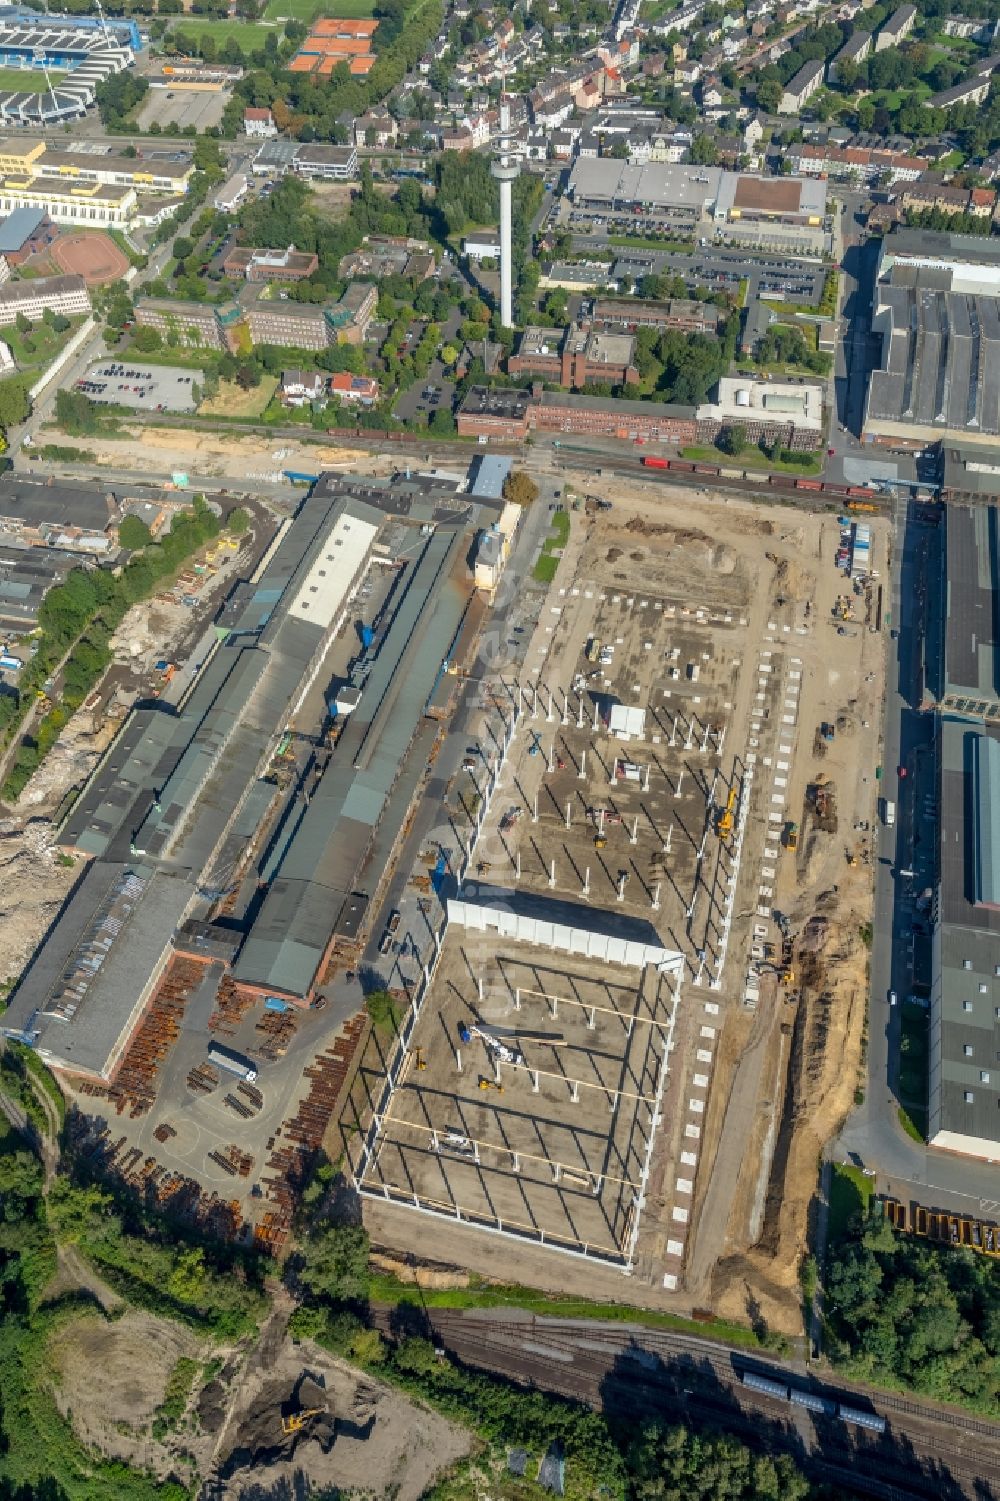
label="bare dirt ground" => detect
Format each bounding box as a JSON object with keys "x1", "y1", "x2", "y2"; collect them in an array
[
  {"x1": 40, "y1": 420, "x2": 383, "y2": 482},
  {"x1": 47, "y1": 1303, "x2": 470, "y2": 1497},
  {"x1": 0, "y1": 816, "x2": 79, "y2": 988},
  {"x1": 51, "y1": 1310, "x2": 203, "y2": 1454}
]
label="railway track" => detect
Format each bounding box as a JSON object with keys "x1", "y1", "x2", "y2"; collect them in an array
[{"x1": 375, "y1": 1307, "x2": 1000, "y2": 1498}]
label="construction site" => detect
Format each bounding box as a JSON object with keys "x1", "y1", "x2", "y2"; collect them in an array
[{"x1": 349, "y1": 480, "x2": 887, "y2": 1327}]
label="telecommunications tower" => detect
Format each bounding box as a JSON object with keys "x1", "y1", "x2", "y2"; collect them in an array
[{"x1": 491, "y1": 52, "x2": 519, "y2": 329}]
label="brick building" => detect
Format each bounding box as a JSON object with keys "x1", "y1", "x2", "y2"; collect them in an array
[
  {"x1": 591, "y1": 297, "x2": 720, "y2": 335},
  {"x1": 221, "y1": 245, "x2": 320, "y2": 281},
  {"x1": 507, "y1": 323, "x2": 639, "y2": 388}
]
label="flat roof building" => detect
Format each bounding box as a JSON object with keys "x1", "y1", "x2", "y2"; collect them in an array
[
  {"x1": 5, "y1": 472, "x2": 484, "y2": 1077},
  {"x1": 932, "y1": 715, "x2": 1000, "y2": 1157},
  {"x1": 867, "y1": 231, "x2": 1000, "y2": 445},
  {"x1": 939, "y1": 503, "x2": 1000, "y2": 719}
]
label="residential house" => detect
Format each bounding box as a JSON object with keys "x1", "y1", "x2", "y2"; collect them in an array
[
  {"x1": 329, "y1": 371, "x2": 380, "y2": 405},
  {"x1": 244, "y1": 107, "x2": 277, "y2": 138},
  {"x1": 875, "y1": 2, "x2": 916, "y2": 48},
  {"x1": 779, "y1": 57, "x2": 825, "y2": 113},
  {"x1": 281, "y1": 370, "x2": 326, "y2": 406}
]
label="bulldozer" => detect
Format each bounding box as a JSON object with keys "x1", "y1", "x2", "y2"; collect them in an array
[{"x1": 282, "y1": 1408, "x2": 323, "y2": 1436}]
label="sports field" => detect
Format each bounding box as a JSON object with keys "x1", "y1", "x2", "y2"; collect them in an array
[
  {"x1": 168, "y1": 16, "x2": 274, "y2": 46},
  {"x1": 0, "y1": 67, "x2": 66, "y2": 90},
  {"x1": 264, "y1": 0, "x2": 372, "y2": 17},
  {"x1": 51, "y1": 231, "x2": 130, "y2": 287}
]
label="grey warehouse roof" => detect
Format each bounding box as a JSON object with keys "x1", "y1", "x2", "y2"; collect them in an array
[
  {"x1": 932, "y1": 718, "x2": 1000, "y2": 1150},
  {"x1": 1, "y1": 862, "x2": 194, "y2": 1079},
  {"x1": 943, "y1": 503, "x2": 1000, "y2": 709},
  {"x1": 0, "y1": 206, "x2": 45, "y2": 253},
  {"x1": 867, "y1": 283, "x2": 1000, "y2": 435},
  {"x1": 0, "y1": 476, "x2": 115, "y2": 533},
  {"x1": 233, "y1": 521, "x2": 473, "y2": 998}
]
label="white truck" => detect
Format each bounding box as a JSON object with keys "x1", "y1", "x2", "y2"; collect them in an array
[{"x1": 882, "y1": 799, "x2": 896, "y2": 828}]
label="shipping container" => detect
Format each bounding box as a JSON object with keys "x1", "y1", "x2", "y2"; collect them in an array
[{"x1": 641, "y1": 455, "x2": 668, "y2": 469}]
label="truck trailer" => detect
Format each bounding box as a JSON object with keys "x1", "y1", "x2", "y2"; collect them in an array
[{"x1": 207, "y1": 1041, "x2": 258, "y2": 1082}]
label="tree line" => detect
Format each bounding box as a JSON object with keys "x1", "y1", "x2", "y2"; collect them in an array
[
  {"x1": 0, "y1": 495, "x2": 236, "y2": 801},
  {"x1": 825, "y1": 1209, "x2": 1000, "y2": 1412}
]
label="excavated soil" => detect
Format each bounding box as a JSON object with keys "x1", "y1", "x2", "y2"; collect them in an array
[{"x1": 47, "y1": 1302, "x2": 470, "y2": 1498}]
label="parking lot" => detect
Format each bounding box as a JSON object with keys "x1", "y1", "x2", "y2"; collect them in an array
[
  {"x1": 80, "y1": 360, "x2": 199, "y2": 413},
  {"x1": 605, "y1": 249, "x2": 825, "y2": 306},
  {"x1": 353, "y1": 936, "x2": 678, "y2": 1264},
  {"x1": 134, "y1": 86, "x2": 229, "y2": 132}
]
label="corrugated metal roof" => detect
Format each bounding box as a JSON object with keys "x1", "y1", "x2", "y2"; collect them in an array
[
  {"x1": 973, "y1": 733, "x2": 1000, "y2": 907},
  {"x1": 234, "y1": 525, "x2": 474, "y2": 997}
]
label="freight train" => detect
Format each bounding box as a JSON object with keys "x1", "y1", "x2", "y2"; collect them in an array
[
  {"x1": 739, "y1": 1370, "x2": 887, "y2": 1433},
  {"x1": 639, "y1": 454, "x2": 880, "y2": 506}
]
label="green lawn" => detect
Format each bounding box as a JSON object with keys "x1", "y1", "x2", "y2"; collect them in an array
[
  {"x1": 0, "y1": 67, "x2": 65, "y2": 90},
  {"x1": 368, "y1": 1274, "x2": 762, "y2": 1348},
  {"x1": 898, "y1": 1104, "x2": 927, "y2": 1141},
  {"x1": 606, "y1": 233, "x2": 695, "y2": 252},
  {"x1": 898, "y1": 998, "x2": 929, "y2": 1117},
  {"x1": 168, "y1": 16, "x2": 275, "y2": 45},
  {"x1": 266, "y1": 0, "x2": 373, "y2": 13},
  {"x1": 680, "y1": 444, "x2": 822, "y2": 476},
  {"x1": 532, "y1": 507, "x2": 570, "y2": 583},
  {"x1": 828, "y1": 1162, "x2": 874, "y2": 1243},
  {"x1": 6, "y1": 316, "x2": 83, "y2": 371}
]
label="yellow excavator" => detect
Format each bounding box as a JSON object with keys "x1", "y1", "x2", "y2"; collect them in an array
[
  {"x1": 715, "y1": 788, "x2": 737, "y2": 840},
  {"x1": 281, "y1": 1407, "x2": 323, "y2": 1436}
]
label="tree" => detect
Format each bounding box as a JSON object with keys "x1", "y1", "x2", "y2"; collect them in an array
[
  {"x1": 168, "y1": 1247, "x2": 207, "y2": 1303},
  {"x1": 118, "y1": 514, "x2": 154, "y2": 551},
  {"x1": 689, "y1": 132, "x2": 719, "y2": 165},
  {"x1": 503, "y1": 470, "x2": 539, "y2": 507},
  {"x1": 298, "y1": 1224, "x2": 370, "y2": 1302},
  {"x1": 716, "y1": 424, "x2": 747, "y2": 456},
  {"x1": 226, "y1": 506, "x2": 250, "y2": 535},
  {"x1": 132, "y1": 325, "x2": 162, "y2": 354},
  {"x1": 14, "y1": 312, "x2": 30, "y2": 335},
  {"x1": 757, "y1": 78, "x2": 783, "y2": 112},
  {"x1": 0, "y1": 376, "x2": 31, "y2": 429}
]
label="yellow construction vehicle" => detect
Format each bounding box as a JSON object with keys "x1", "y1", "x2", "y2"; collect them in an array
[
  {"x1": 282, "y1": 1408, "x2": 322, "y2": 1436},
  {"x1": 412, "y1": 1047, "x2": 427, "y2": 1070},
  {"x1": 478, "y1": 1078, "x2": 504, "y2": 1093},
  {"x1": 594, "y1": 835, "x2": 607, "y2": 849},
  {"x1": 715, "y1": 788, "x2": 737, "y2": 840}
]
